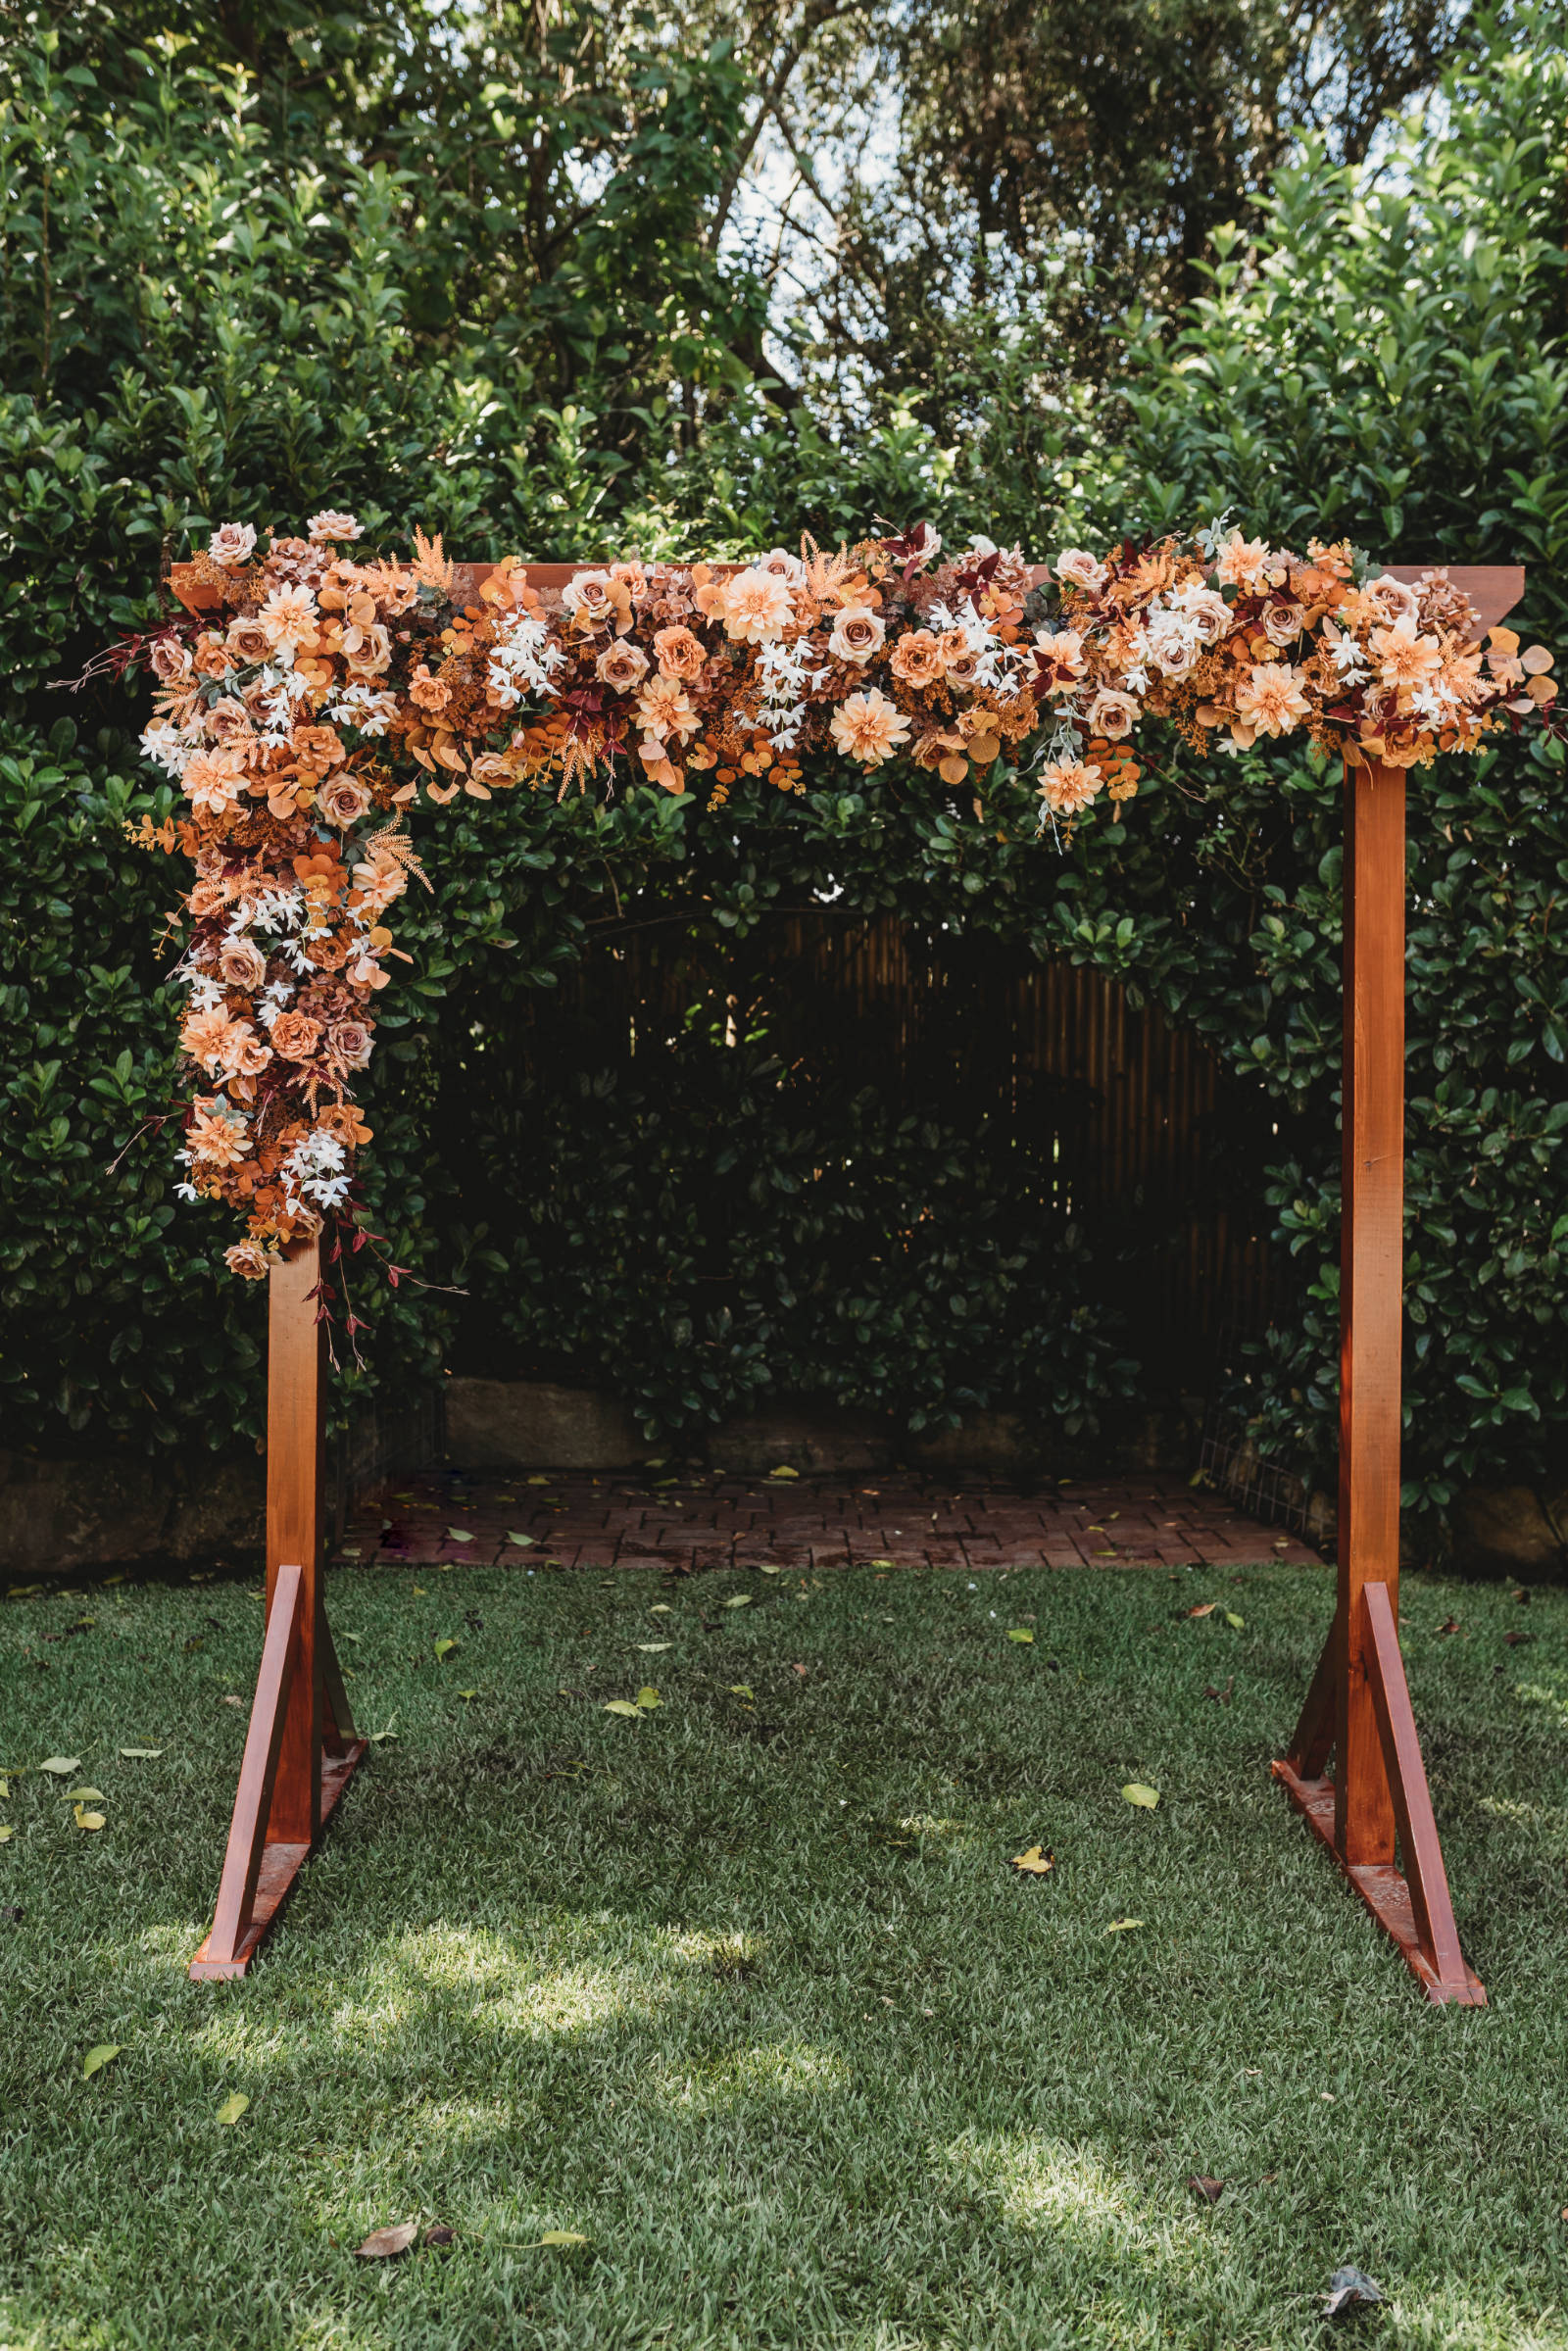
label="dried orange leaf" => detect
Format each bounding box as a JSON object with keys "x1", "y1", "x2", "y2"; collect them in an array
[{"x1": 1187, "y1": 1602, "x2": 1216, "y2": 1619}]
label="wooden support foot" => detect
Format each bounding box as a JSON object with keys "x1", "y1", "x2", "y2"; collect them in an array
[
  {"x1": 1273, "y1": 1584, "x2": 1484, "y2": 2006},
  {"x1": 191, "y1": 1238, "x2": 367, "y2": 1981}
]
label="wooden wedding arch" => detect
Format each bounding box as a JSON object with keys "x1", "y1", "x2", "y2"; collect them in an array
[{"x1": 185, "y1": 559, "x2": 1525, "y2": 2006}]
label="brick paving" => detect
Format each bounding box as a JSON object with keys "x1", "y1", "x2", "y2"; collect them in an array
[{"x1": 338, "y1": 1467, "x2": 1321, "y2": 1574}]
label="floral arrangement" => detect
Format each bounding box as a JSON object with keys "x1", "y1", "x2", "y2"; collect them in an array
[{"x1": 125, "y1": 514, "x2": 1556, "y2": 1284}]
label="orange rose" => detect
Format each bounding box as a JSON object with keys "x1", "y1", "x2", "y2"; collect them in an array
[
  {"x1": 653, "y1": 625, "x2": 707, "y2": 682},
  {"x1": 888, "y1": 631, "x2": 946, "y2": 689},
  {"x1": 270, "y1": 1009, "x2": 322, "y2": 1060}
]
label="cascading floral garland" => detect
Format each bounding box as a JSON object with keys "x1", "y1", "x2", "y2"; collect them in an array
[{"x1": 122, "y1": 514, "x2": 1556, "y2": 1288}]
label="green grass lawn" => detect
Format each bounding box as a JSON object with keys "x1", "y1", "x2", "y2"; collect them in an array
[{"x1": 3, "y1": 1553, "x2": 1567, "y2": 2350}]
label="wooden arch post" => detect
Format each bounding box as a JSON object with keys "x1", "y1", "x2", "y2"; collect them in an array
[
  {"x1": 1270, "y1": 562, "x2": 1523, "y2": 2006},
  {"x1": 187, "y1": 559, "x2": 1523, "y2": 1994},
  {"x1": 190, "y1": 1238, "x2": 366, "y2": 1978}
]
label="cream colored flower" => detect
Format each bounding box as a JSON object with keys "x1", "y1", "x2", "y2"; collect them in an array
[
  {"x1": 260, "y1": 584, "x2": 319, "y2": 655},
  {"x1": 1213, "y1": 532, "x2": 1271, "y2": 588},
  {"x1": 183, "y1": 752, "x2": 245, "y2": 816},
  {"x1": 318, "y1": 775, "x2": 374, "y2": 829},
  {"x1": 1234, "y1": 661, "x2": 1311, "y2": 736},
  {"x1": 828, "y1": 688, "x2": 910, "y2": 766},
  {"x1": 1262, "y1": 601, "x2": 1306, "y2": 647},
  {"x1": 1038, "y1": 758, "x2": 1103, "y2": 816},
  {"x1": 756, "y1": 547, "x2": 807, "y2": 586},
  {"x1": 225, "y1": 616, "x2": 273, "y2": 665},
  {"x1": 224, "y1": 1239, "x2": 270, "y2": 1280},
  {"x1": 596, "y1": 640, "x2": 651, "y2": 693},
  {"x1": 1372, "y1": 618, "x2": 1444, "y2": 692},
  {"x1": 308, "y1": 511, "x2": 362, "y2": 543},
  {"x1": 187, "y1": 1101, "x2": 250, "y2": 1166},
  {"x1": 219, "y1": 938, "x2": 269, "y2": 990},
  {"x1": 828, "y1": 606, "x2": 886, "y2": 664},
  {"x1": 342, "y1": 620, "x2": 392, "y2": 677},
  {"x1": 1054, "y1": 549, "x2": 1107, "y2": 595},
  {"x1": 635, "y1": 674, "x2": 700, "y2": 745},
  {"x1": 1086, "y1": 689, "x2": 1140, "y2": 739},
  {"x1": 720, "y1": 567, "x2": 795, "y2": 645},
  {"x1": 208, "y1": 522, "x2": 257, "y2": 568}
]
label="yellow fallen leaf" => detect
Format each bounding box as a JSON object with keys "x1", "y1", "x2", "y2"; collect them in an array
[
  {"x1": 457, "y1": 1688, "x2": 478, "y2": 1700},
  {"x1": 1122, "y1": 1783, "x2": 1159, "y2": 1809},
  {"x1": 412, "y1": 1586, "x2": 426, "y2": 1597},
  {"x1": 760, "y1": 1565, "x2": 783, "y2": 1575},
  {"x1": 434, "y1": 1637, "x2": 460, "y2": 1660},
  {"x1": 0, "y1": 1826, "x2": 13, "y2": 1843},
  {"x1": 1187, "y1": 1602, "x2": 1216, "y2": 1618},
  {"x1": 82, "y1": 2043, "x2": 122, "y2": 2079},
  {"x1": 636, "y1": 1641, "x2": 672, "y2": 1652},
  {"x1": 65, "y1": 1786, "x2": 104, "y2": 1802},
  {"x1": 1105, "y1": 1918, "x2": 1145, "y2": 1933},
  {"x1": 218, "y1": 2092, "x2": 250, "y2": 2126},
  {"x1": 526, "y1": 1475, "x2": 550, "y2": 1487},
  {"x1": 604, "y1": 1700, "x2": 643, "y2": 1717},
  {"x1": 729, "y1": 1684, "x2": 755, "y2": 1701},
  {"x1": 649, "y1": 1603, "x2": 672, "y2": 1614},
  {"x1": 534, "y1": 2230, "x2": 588, "y2": 2248},
  {"x1": 119, "y1": 1747, "x2": 163, "y2": 1759},
  {"x1": 74, "y1": 1805, "x2": 106, "y2": 1831},
  {"x1": 1225, "y1": 1611, "x2": 1246, "y2": 1630},
  {"x1": 507, "y1": 1533, "x2": 536, "y2": 1547},
  {"x1": 768, "y1": 1465, "x2": 799, "y2": 1480},
  {"x1": 39, "y1": 1757, "x2": 80, "y2": 1777},
  {"x1": 446, "y1": 1528, "x2": 473, "y2": 1543},
  {"x1": 723, "y1": 1593, "x2": 753, "y2": 1609},
  {"x1": 356, "y1": 2221, "x2": 417, "y2": 2259},
  {"x1": 1010, "y1": 1845, "x2": 1055, "y2": 1875},
  {"x1": 633, "y1": 1687, "x2": 661, "y2": 1710},
  {"x1": 1006, "y1": 1629, "x2": 1034, "y2": 1643},
  {"x1": 866, "y1": 1558, "x2": 896, "y2": 1569}
]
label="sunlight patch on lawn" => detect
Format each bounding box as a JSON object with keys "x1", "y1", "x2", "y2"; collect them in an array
[{"x1": 945, "y1": 2131, "x2": 1167, "y2": 2256}]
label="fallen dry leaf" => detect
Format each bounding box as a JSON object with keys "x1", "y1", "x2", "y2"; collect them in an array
[
  {"x1": 768, "y1": 1466, "x2": 799, "y2": 1481},
  {"x1": 534, "y1": 2230, "x2": 588, "y2": 2248},
  {"x1": 38, "y1": 1757, "x2": 80, "y2": 1777},
  {"x1": 1324, "y1": 2266, "x2": 1382, "y2": 2318},
  {"x1": 73, "y1": 1806, "x2": 106, "y2": 1832},
  {"x1": 356, "y1": 2222, "x2": 417, "y2": 2260},
  {"x1": 1188, "y1": 2175, "x2": 1225, "y2": 2203},
  {"x1": 222, "y1": 1694, "x2": 245, "y2": 1708},
  {"x1": 119, "y1": 1747, "x2": 163, "y2": 1758},
  {"x1": 1010, "y1": 1845, "x2": 1055, "y2": 1876},
  {"x1": 636, "y1": 1641, "x2": 672, "y2": 1652},
  {"x1": 1122, "y1": 1783, "x2": 1159, "y2": 1809},
  {"x1": 64, "y1": 1786, "x2": 104, "y2": 1802},
  {"x1": 1187, "y1": 1603, "x2": 1216, "y2": 1619},
  {"x1": 1438, "y1": 1616, "x2": 1461, "y2": 1634},
  {"x1": 603, "y1": 1699, "x2": 643, "y2": 1718},
  {"x1": 1006, "y1": 1629, "x2": 1035, "y2": 1644},
  {"x1": 633, "y1": 1687, "x2": 661, "y2": 1710},
  {"x1": 424, "y1": 2225, "x2": 455, "y2": 2248},
  {"x1": 218, "y1": 2092, "x2": 250, "y2": 2126},
  {"x1": 82, "y1": 2043, "x2": 122, "y2": 2079},
  {"x1": 1104, "y1": 1918, "x2": 1144, "y2": 1933},
  {"x1": 792, "y1": 1662, "x2": 808, "y2": 1677},
  {"x1": 729, "y1": 1685, "x2": 755, "y2": 1701}
]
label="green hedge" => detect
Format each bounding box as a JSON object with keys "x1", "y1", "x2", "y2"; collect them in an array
[{"x1": 2, "y1": 17, "x2": 1565, "y2": 1530}]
